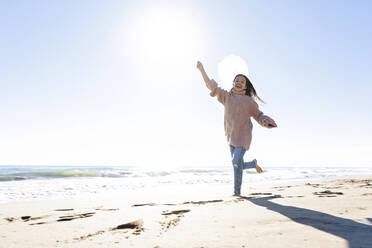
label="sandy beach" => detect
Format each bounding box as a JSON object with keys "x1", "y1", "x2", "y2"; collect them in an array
[{"x1": 1, "y1": 177, "x2": 371, "y2": 248}]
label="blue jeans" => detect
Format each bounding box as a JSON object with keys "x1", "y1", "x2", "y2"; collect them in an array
[{"x1": 229, "y1": 145, "x2": 256, "y2": 195}]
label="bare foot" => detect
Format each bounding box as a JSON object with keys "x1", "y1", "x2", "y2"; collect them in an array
[{"x1": 254, "y1": 159, "x2": 263, "y2": 173}]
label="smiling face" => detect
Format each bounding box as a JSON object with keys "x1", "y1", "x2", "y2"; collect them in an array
[{"x1": 233, "y1": 75, "x2": 247, "y2": 92}]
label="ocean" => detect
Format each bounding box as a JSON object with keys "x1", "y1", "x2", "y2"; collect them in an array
[{"x1": 1, "y1": 165, "x2": 372, "y2": 203}]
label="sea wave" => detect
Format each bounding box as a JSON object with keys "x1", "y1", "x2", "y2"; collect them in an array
[
  {"x1": 17, "y1": 170, "x2": 103, "y2": 178},
  {"x1": 1, "y1": 166, "x2": 372, "y2": 183},
  {"x1": 1, "y1": 166, "x2": 372, "y2": 203},
  {"x1": 0, "y1": 176, "x2": 27, "y2": 182},
  {"x1": 0, "y1": 167, "x2": 176, "y2": 181}
]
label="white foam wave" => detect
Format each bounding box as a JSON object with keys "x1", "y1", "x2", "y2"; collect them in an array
[{"x1": 1, "y1": 166, "x2": 372, "y2": 203}]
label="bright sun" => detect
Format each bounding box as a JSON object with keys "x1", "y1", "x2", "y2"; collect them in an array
[
  {"x1": 127, "y1": 7, "x2": 201, "y2": 79},
  {"x1": 218, "y1": 55, "x2": 249, "y2": 90}
]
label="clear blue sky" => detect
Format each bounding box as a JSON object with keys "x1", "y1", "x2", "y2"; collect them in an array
[{"x1": 1, "y1": 0, "x2": 371, "y2": 167}]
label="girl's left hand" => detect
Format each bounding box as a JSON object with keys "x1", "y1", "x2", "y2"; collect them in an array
[
  {"x1": 196, "y1": 61, "x2": 204, "y2": 71},
  {"x1": 262, "y1": 116, "x2": 277, "y2": 128}
]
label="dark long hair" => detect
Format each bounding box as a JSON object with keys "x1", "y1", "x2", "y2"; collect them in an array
[{"x1": 234, "y1": 74, "x2": 265, "y2": 103}]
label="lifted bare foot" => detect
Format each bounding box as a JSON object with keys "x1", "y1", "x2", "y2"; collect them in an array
[{"x1": 254, "y1": 159, "x2": 263, "y2": 173}]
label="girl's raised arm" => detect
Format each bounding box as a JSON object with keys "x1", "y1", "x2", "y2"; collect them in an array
[
  {"x1": 197, "y1": 61, "x2": 217, "y2": 92},
  {"x1": 197, "y1": 61, "x2": 228, "y2": 105},
  {"x1": 197, "y1": 61, "x2": 211, "y2": 84}
]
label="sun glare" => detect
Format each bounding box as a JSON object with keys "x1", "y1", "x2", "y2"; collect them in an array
[
  {"x1": 218, "y1": 55, "x2": 249, "y2": 90},
  {"x1": 127, "y1": 7, "x2": 201, "y2": 80}
]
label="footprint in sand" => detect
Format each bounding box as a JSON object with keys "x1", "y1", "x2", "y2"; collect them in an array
[
  {"x1": 132, "y1": 203, "x2": 157, "y2": 207},
  {"x1": 67, "y1": 219, "x2": 144, "y2": 243},
  {"x1": 4, "y1": 217, "x2": 16, "y2": 222},
  {"x1": 25, "y1": 212, "x2": 95, "y2": 225},
  {"x1": 313, "y1": 190, "x2": 343, "y2": 197},
  {"x1": 305, "y1": 183, "x2": 322, "y2": 188},
  {"x1": 323, "y1": 186, "x2": 343, "y2": 189},
  {"x1": 344, "y1": 179, "x2": 372, "y2": 188},
  {"x1": 95, "y1": 207, "x2": 120, "y2": 211},
  {"x1": 161, "y1": 210, "x2": 190, "y2": 215},
  {"x1": 5, "y1": 215, "x2": 50, "y2": 223},
  {"x1": 159, "y1": 209, "x2": 190, "y2": 232},
  {"x1": 58, "y1": 212, "x2": 96, "y2": 222},
  {"x1": 362, "y1": 193, "x2": 372, "y2": 196},
  {"x1": 29, "y1": 222, "x2": 47, "y2": 225},
  {"x1": 111, "y1": 219, "x2": 144, "y2": 235},
  {"x1": 73, "y1": 230, "x2": 106, "y2": 241},
  {"x1": 249, "y1": 193, "x2": 273, "y2": 196},
  {"x1": 182, "y1": 200, "x2": 223, "y2": 205},
  {"x1": 273, "y1": 186, "x2": 293, "y2": 189},
  {"x1": 132, "y1": 199, "x2": 223, "y2": 207}
]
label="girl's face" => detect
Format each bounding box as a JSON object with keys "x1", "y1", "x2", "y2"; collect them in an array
[{"x1": 233, "y1": 75, "x2": 247, "y2": 91}]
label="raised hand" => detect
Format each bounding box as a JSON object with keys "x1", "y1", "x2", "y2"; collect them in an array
[{"x1": 196, "y1": 61, "x2": 204, "y2": 71}]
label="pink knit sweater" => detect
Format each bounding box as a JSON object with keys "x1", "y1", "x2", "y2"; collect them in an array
[{"x1": 206, "y1": 79, "x2": 276, "y2": 150}]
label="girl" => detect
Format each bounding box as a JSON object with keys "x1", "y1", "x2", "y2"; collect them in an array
[{"x1": 196, "y1": 61, "x2": 277, "y2": 196}]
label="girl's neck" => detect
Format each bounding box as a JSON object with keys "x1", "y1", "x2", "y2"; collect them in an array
[{"x1": 232, "y1": 88, "x2": 246, "y2": 95}]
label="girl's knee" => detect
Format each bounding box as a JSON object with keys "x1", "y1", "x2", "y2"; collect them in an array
[{"x1": 232, "y1": 156, "x2": 243, "y2": 166}]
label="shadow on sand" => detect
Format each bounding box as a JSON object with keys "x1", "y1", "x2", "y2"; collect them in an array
[{"x1": 241, "y1": 195, "x2": 372, "y2": 248}]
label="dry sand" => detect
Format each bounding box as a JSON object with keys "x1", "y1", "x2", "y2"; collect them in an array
[{"x1": 1, "y1": 177, "x2": 371, "y2": 248}]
